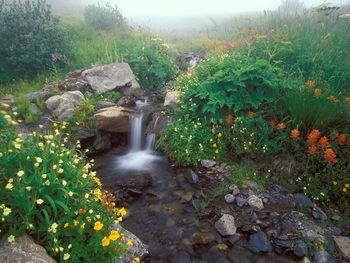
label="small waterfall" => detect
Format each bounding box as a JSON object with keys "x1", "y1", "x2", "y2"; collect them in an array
[
  {"x1": 130, "y1": 113, "x2": 143, "y2": 151},
  {"x1": 145, "y1": 133, "x2": 156, "y2": 151}
]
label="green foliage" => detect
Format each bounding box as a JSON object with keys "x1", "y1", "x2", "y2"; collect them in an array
[
  {"x1": 0, "y1": 0, "x2": 69, "y2": 80},
  {"x1": 157, "y1": 118, "x2": 225, "y2": 166},
  {"x1": 83, "y1": 2, "x2": 126, "y2": 31},
  {"x1": 70, "y1": 100, "x2": 95, "y2": 127},
  {"x1": 15, "y1": 95, "x2": 40, "y2": 124},
  {"x1": 0, "y1": 110, "x2": 127, "y2": 262},
  {"x1": 179, "y1": 54, "x2": 285, "y2": 122}
]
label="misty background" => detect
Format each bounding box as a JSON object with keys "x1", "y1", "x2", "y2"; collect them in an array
[{"x1": 47, "y1": 0, "x2": 347, "y2": 34}]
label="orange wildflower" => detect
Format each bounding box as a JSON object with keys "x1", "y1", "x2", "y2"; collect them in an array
[
  {"x1": 324, "y1": 148, "x2": 336, "y2": 164},
  {"x1": 308, "y1": 145, "x2": 318, "y2": 156},
  {"x1": 328, "y1": 96, "x2": 340, "y2": 103},
  {"x1": 248, "y1": 111, "x2": 254, "y2": 117},
  {"x1": 269, "y1": 119, "x2": 276, "y2": 126},
  {"x1": 277, "y1": 122, "x2": 286, "y2": 130},
  {"x1": 306, "y1": 80, "x2": 315, "y2": 89},
  {"x1": 345, "y1": 97, "x2": 350, "y2": 106},
  {"x1": 226, "y1": 114, "x2": 234, "y2": 124},
  {"x1": 336, "y1": 134, "x2": 347, "y2": 145},
  {"x1": 307, "y1": 129, "x2": 321, "y2": 143},
  {"x1": 314, "y1": 88, "x2": 321, "y2": 96},
  {"x1": 318, "y1": 136, "x2": 329, "y2": 149},
  {"x1": 290, "y1": 129, "x2": 300, "y2": 139}
]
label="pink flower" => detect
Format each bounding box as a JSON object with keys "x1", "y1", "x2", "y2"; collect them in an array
[
  {"x1": 225, "y1": 40, "x2": 233, "y2": 49},
  {"x1": 51, "y1": 53, "x2": 60, "y2": 63},
  {"x1": 266, "y1": 29, "x2": 273, "y2": 38}
]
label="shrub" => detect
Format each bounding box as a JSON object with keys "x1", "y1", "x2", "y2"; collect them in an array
[
  {"x1": 157, "y1": 118, "x2": 226, "y2": 166},
  {"x1": 15, "y1": 95, "x2": 40, "y2": 124},
  {"x1": 0, "y1": 109, "x2": 128, "y2": 262},
  {"x1": 0, "y1": 0, "x2": 69, "y2": 79},
  {"x1": 84, "y1": 2, "x2": 126, "y2": 31}
]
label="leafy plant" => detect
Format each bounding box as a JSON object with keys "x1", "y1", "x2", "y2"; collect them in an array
[{"x1": 15, "y1": 95, "x2": 40, "y2": 124}]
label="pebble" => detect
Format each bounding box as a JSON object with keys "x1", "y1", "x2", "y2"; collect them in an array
[
  {"x1": 215, "y1": 214, "x2": 237, "y2": 236},
  {"x1": 247, "y1": 195, "x2": 264, "y2": 210},
  {"x1": 236, "y1": 196, "x2": 247, "y2": 207},
  {"x1": 313, "y1": 251, "x2": 333, "y2": 263},
  {"x1": 201, "y1": 160, "x2": 216, "y2": 168},
  {"x1": 293, "y1": 240, "x2": 308, "y2": 257},
  {"x1": 224, "y1": 194, "x2": 235, "y2": 204},
  {"x1": 293, "y1": 193, "x2": 313, "y2": 208},
  {"x1": 249, "y1": 231, "x2": 272, "y2": 253}
]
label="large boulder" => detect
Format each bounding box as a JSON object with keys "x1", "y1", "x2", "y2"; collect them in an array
[
  {"x1": 164, "y1": 90, "x2": 181, "y2": 109},
  {"x1": 82, "y1": 63, "x2": 135, "y2": 94},
  {"x1": 45, "y1": 91, "x2": 85, "y2": 121},
  {"x1": 146, "y1": 112, "x2": 168, "y2": 136},
  {"x1": 0, "y1": 234, "x2": 56, "y2": 263},
  {"x1": 94, "y1": 106, "x2": 136, "y2": 133}
]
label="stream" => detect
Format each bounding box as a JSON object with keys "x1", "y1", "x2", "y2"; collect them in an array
[{"x1": 93, "y1": 100, "x2": 298, "y2": 263}]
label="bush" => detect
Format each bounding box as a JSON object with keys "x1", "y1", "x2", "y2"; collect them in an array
[
  {"x1": 0, "y1": 0, "x2": 69, "y2": 79},
  {"x1": 84, "y1": 2, "x2": 126, "y2": 31},
  {"x1": 0, "y1": 109, "x2": 129, "y2": 262}
]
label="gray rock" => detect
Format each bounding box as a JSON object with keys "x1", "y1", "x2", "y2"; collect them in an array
[
  {"x1": 224, "y1": 194, "x2": 235, "y2": 204},
  {"x1": 236, "y1": 196, "x2": 247, "y2": 207},
  {"x1": 30, "y1": 103, "x2": 43, "y2": 115},
  {"x1": 293, "y1": 193, "x2": 313, "y2": 208},
  {"x1": 82, "y1": 63, "x2": 135, "y2": 94},
  {"x1": 164, "y1": 90, "x2": 181, "y2": 109},
  {"x1": 333, "y1": 236, "x2": 350, "y2": 261},
  {"x1": 93, "y1": 133, "x2": 111, "y2": 152},
  {"x1": 121, "y1": 80, "x2": 144, "y2": 98},
  {"x1": 329, "y1": 227, "x2": 342, "y2": 236},
  {"x1": 312, "y1": 207, "x2": 327, "y2": 221},
  {"x1": 274, "y1": 235, "x2": 293, "y2": 248},
  {"x1": 313, "y1": 251, "x2": 333, "y2": 263},
  {"x1": 225, "y1": 233, "x2": 241, "y2": 245},
  {"x1": 215, "y1": 214, "x2": 237, "y2": 236},
  {"x1": 247, "y1": 195, "x2": 264, "y2": 210},
  {"x1": 0, "y1": 234, "x2": 55, "y2": 263},
  {"x1": 185, "y1": 169, "x2": 199, "y2": 184},
  {"x1": 249, "y1": 231, "x2": 272, "y2": 254},
  {"x1": 229, "y1": 185, "x2": 240, "y2": 196},
  {"x1": 71, "y1": 126, "x2": 95, "y2": 140},
  {"x1": 0, "y1": 95, "x2": 15, "y2": 106},
  {"x1": 302, "y1": 229, "x2": 319, "y2": 242},
  {"x1": 200, "y1": 159, "x2": 216, "y2": 168},
  {"x1": 293, "y1": 240, "x2": 308, "y2": 257},
  {"x1": 145, "y1": 112, "x2": 168, "y2": 137},
  {"x1": 191, "y1": 232, "x2": 215, "y2": 245},
  {"x1": 45, "y1": 91, "x2": 85, "y2": 121},
  {"x1": 95, "y1": 101, "x2": 116, "y2": 110}
]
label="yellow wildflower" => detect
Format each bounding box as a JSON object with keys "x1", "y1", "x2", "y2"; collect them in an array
[
  {"x1": 17, "y1": 170, "x2": 24, "y2": 177},
  {"x1": 94, "y1": 221, "x2": 103, "y2": 231},
  {"x1": 127, "y1": 239, "x2": 133, "y2": 246},
  {"x1": 101, "y1": 237, "x2": 110, "y2": 247},
  {"x1": 109, "y1": 230, "x2": 121, "y2": 241},
  {"x1": 117, "y1": 208, "x2": 127, "y2": 217},
  {"x1": 133, "y1": 258, "x2": 140, "y2": 263}
]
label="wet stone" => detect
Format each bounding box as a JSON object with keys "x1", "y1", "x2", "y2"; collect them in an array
[
  {"x1": 274, "y1": 235, "x2": 293, "y2": 248},
  {"x1": 201, "y1": 160, "x2": 216, "y2": 168},
  {"x1": 249, "y1": 231, "x2": 273, "y2": 254},
  {"x1": 224, "y1": 194, "x2": 235, "y2": 204},
  {"x1": 247, "y1": 195, "x2": 264, "y2": 210},
  {"x1": 171, "y1": 252, "x2": 191, "y2": 263},
  {"x1": 313, "y1": 251, "x2": 333, "y2": 263},
  {"x1": 236, "y1": 196, "x2": 247, "y2": 207},
  {"x1": 293, "y1": 240, "x2": 308, "y2": 258},
  {"x1": 185, "y1": 169, "x2": 199, "y2": 184},
  {"x1": 225, "y1": 233, "x2": 241, "y2": 246},
  {"x1": 333, "y1": 236, "x2": 350, "y2": 261},
  {"x1": 215, "y1": 214, "x2": 237, "y2": 236},
  {"x1": 191, "y1": 232, "x2": 215, "y2": 245},
  {"x1": 329, "y1": 226, "x2": 342, "y2": 236},
  {"x1": 293, "y1": 193, "x2": 313, "y2": 208}
]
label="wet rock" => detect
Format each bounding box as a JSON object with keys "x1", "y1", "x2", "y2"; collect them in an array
[
  {"x1": 0, "y1": 234, "x2": 55, "y2": 263},
  {"x1": 215, "y1": 214, "x2": 237, "y2": 236},
  {"x1": 293, "y1": 193, "x2": 313, "y2": 208},
  {"x1": 71, "y1": 125, "x2": 95, "y2": 140},
  {"x1": 312, "y1": 207, "x2": 327, "y2": 221},
  {"x1": 117, "y1": 96, "x2": 137, "y2": 107},
  {"x1": 236, "y1": 196, "x2": 247, "y2": 207},
  {"x1": 181, "y1": 192, "x2": 194, "y2": 203},
  {"x1": 93, "y1": 132, "x2": 111, "y2": 151},
  {"x1": 172, "y1": 251, "x2": 191, "y2": 263},
  {"x1": 94, "y1": 106, "x2": 136, "y2": 133},
  {"x1": 313, "y1": 251, "x2": 333, "y2": 263},
  {"x1": 146, "y1": 111, "x2": 168, "y2": 136},
  {"x1": 225, "y1": 234, "x2": 241, "y2": 246},
  {"x1": 164, "y1": 90, "x2": 181, "y2": 109},
  {"x1": 95, "y1": 100, "x2": 116, "y2": 110},
  {"x1": 224, "y1": 194, "x2": 235, "y2": 204},
  {"x1": 247, "y1": 195, "x2": 264, "y2": 210},
  {"x1": 228, "y1": 247, "x2": 254, "y2": 263},
  {"x1": 82, "y1": 63, "x2": 135, "y2": 94},
  {"x1": 302, "y1": 229, "x2": 319, "y2": 242},
  {"x1": 121, "y1": 80, "x2": 144, "y2": 98},
  {"x1": 274, "y1": 235, "x2": 293, "y2": 248},
  {"x1": 333, "y1": 236, "x2": 350, "y2": 261},
  {"x1": 329, "y1": 227, "x2": 342, "y2": 236},
  {"x1": 191, "y1": 232, "x2": 215, "y2": 245},
  {"x1": 201, "y1": 160, "x2": 216, "y2": 168},
  {"x1": 185, "y1": 169, "x2": 199, "y2": 184},
  {"x1": 249, "y1": 231, "x2": 272, "y2": 254},
  {"x1": 280, "y1": 211, "x2": 321, "y2": 236},
  {"x1": 229, "y1": 185, "x2": 240, "y2": 196},
  {"x1": 45, "y1": 91, "x2": 85, "y2": 121},
  {"x1": 293, "y1": 240, "x2": 308, "y2": 257},
  {"x1": 214, "y1": 244, "x2": 228, "y2": 252}
]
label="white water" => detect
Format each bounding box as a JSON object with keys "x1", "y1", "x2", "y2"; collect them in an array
[{"x1": 116, "y1": 100, "x2": 161, "y2": 171}]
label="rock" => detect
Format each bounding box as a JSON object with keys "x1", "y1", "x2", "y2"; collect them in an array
[
  {"x1": 93, "y1": 132, "x2": 111, "y2": 151},
  {"x1": 94, "y1": 106, "x2": 136, "y2": 133},
  {"x1": 0, "y1": 95, "x2": 15, "y2": 106},
  {"x1": 164, "y1": 90, "x2": 181, "y2": 109},
  {"x1": 224, "y1": 194, "x2": 235, "y2": 204},
  {"x1": 312, "y1": 207, "x2": 327, "y2": 220},
  {"x1": 82, "y1": 63, "x2": 135, "y2": 94},
  {"x1": 0, "y1": 234, "x2": 55, "y2": 263},
  {"x1": 272, "y1": 155, "x2": 296, "y2": 177},
  {"x1": 236, "y1": 196, "x2": 247, "y2": 207},
  {"x1": 274, "y1": 235, "x2": 293, "y2": 248},
  {"x1": 181, "y1": 192, "x2": 193, "y2": 203},
  {"x1": 331, "y1": 215, "x2": 341, "y2": 222},
  {"x1": 302, "y1": 229, "x2": 319, "y2": 242},
  {"x1": 229, "y1": 185, "x2": 240, "y2": 196},
  {"x1": 302, "y1": 257, "x2": 312, "y2": 263},
  {"x1": 185, "y1": 169, "x2": 199, "y2": 184},
  {"x1": 227, "y1": 247, "x2": 254, "y2": 263},
  {"x1": 313, "y1": 251, "x2": 333, "y2": 263},
  {"x1": 201, "y1": 160, "x2": 216, "y2": 168},
  {"x1": 247, "y1": 195, "x2": 264, "y2": 210},
  {"x1": 71, "y1": 126, "x2": 95, "y2": 140},
  {"x1": 45, "y1": 91, "x2": 85, "y2": 121},
  {"x1": 117, "y1": 96, "x2": 137, "y2": 108},
  {"x1": 145, "y1": 112, "x2": 168, "y2": 136},
  {"x1": 95, "y1": 101, "x2": 116, "y2": 110},
  {"x1": 293, "y1": 240, "x2": 308, "y2": 257},
  {"x1": 213, "y1": 244, "x2": 228, "y2": 251},
  {"x1": 29, "y1": 103, "x2": 43, "y2": 115},
  {"x1": 172, "y1": 252, "x2": 191, "y2": 263},
  {"x1": 214, "y1": 214, "x2": 237, "y2": 236},
  {"x1": 293, "y1": 193, "x2": 313, "y2": 208},
  {"x1": 329, "y1": 227, "x2": 342, "y2": 236},
  {"x1": 121, "y1": 80, "x2": 144, "y2": 98},
  {"x1": 249, "y1": 231, "x2": 272, "y2": 254},
  {"x1": 225, "y1": 233, "x2": 241, "y2": 245},
  {"x1": 333, "y1": 236, "x2": 350, "y2": 261},
  {"x1": 243, "y1": 180, "x2": 260, "y2": 191},
  {"x1": 191, "y1": 232, "x2": 215, "y2": 245},
  {"x1": 115, "y1": 227, "x2": 148, "y2": 263}
]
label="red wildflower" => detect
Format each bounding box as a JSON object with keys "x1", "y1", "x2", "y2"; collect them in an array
[
  {"x1": 290, "y1": 129, "x2": 300, "y2": 139},
  {"x1": 328, "y1": 96, "x2": 340, "y2": 103},
  {"x1": 307, "y1": 129, "x2": 321, "y2": 143},
  {"x1": 336, "y1": 134, "x2": 347, "y2": 145},
  {"x1": 324, "y1": 148, "x2": 336, "y2": 164},
  {"x1": 318, "y1": 136, "x2": 329, "y2": 149},
  {"x1": 277, "y1": 122, "x2": 286, "y2": 130},
  {"x1": 226, "y1": 114, "x2": 234, "y2": 124},
  {"x1": 306, "y1": 80, "x2": 315, "y2": 89},
  {"x1": 314, "y1": 88, "x2": 321, "y2": 97},
  {"x1": 269, "y1": 119, "x2": 276, "y2": 126},
  {"x1": 308, "y1": 145, "x2": 318, "y2": 156},
  {"x1": 248, "y1": 111, "x2": 254, "y2": 117}
]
